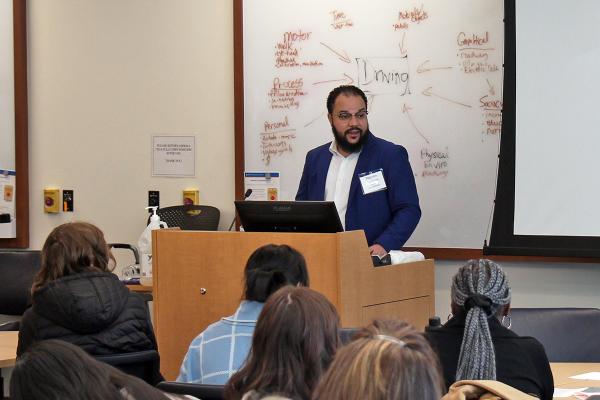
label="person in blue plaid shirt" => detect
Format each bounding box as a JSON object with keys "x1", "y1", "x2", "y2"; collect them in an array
[{"x1": 176, "y1": 244, "x2": 309, "y2": 385}]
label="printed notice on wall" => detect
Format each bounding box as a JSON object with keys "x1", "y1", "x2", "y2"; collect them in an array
[
  {"x1": 244, "y1": 172, "x2": 280, "y2": 201},
  {"x1": 0, "y1": 169, "x2": 16, "y2": 238},
  {"x1": 152, "y1": 136, "x2": 196, "y2": 177}
]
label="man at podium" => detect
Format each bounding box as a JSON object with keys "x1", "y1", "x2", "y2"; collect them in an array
[{"x1": 296, "y1": 85, "x2": 420, "y2": 256}]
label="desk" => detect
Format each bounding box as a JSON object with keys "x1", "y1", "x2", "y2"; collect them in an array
[
  {"x1": 152, "y1": 230, "x2": 435, "y2": 379},
  {"x1": 551, "y1": 363, "x2": 600, "y2": 399},
  {"x1": 0, "y1": 331, "x2": 18, "y2": 368},
  {"x1": 0, "y1": 331, "x2": 18, "y2": 396},
  {"x1": 126, "y1": 284, "x2": 153, "y2": 293}
]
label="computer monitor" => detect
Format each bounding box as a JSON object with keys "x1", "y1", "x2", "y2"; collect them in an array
[{"x1": 234, "y1": 200, "x2": 344, "y2": 233}]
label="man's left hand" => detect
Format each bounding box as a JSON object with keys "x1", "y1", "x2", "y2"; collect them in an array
[{"x1": 369, "y1": 244, "x2": 387, "y2": 257}]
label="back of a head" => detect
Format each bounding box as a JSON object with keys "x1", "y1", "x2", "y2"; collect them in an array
[
  {"x1": 225, "y1": 286, "x2": 340, "y2": 400},
  {"x1": 451, "y1": 259, "x2": 511, "y2": 381},
  {"x1": 244, "y1": 244, "x2": 309, "y2": 302},
  {"x1": 10, "y1": 339, "x2": 172, "y2": 400},
  {"x1": 312, "y1": 319, "x2": 444, "y2": 400},
  {"x1": 32, "y1": 222, "x2": 114, "y2": 294}
]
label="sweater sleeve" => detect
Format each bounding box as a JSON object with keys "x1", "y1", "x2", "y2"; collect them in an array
[{"x1": 16, "y1": 309, "x2": 36, "y2": 357}]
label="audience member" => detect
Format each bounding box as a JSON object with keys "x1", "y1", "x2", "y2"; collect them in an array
[
  {"x1": 10, "y1": 339, "x2": 193, "y2": 400},
  {"x1": 426, "y1": 259, "x2": 553, "y2": 400},
  {"x1": 312, "y1": 319, "x2": 444, "y2": 400},
  {"x1": 17, "y1": 222, "x2": 157, "y2": 357},
  {"x1": 224, "y1": 286, "x2": 340, "y2": 400},
  {"x1": 178, "y1": 244, "x2": 309, "y2": 384}
]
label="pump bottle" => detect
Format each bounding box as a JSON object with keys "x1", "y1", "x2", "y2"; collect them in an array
[{"x1": 138, "y1": 206, "x2": 167, "y2": 286}]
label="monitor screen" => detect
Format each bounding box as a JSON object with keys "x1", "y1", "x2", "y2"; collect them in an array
[{"x1": 234, "y1": 201, "x2": 343, "y2": 233}]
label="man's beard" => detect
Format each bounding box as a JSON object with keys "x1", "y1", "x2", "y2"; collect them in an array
[{"x1": 332, "y1": 125, "x2": 369, "y2": 154}]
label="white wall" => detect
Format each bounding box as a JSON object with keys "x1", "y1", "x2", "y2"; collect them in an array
[
  {"x1": 435, "y1": 260, "x2": 600, "y2": 317},
  {"x1": 24, "y1": 1, "x2": 600, "y2": 313},
  {"x1": 27, "y1": 0, "x2": 235, "y2": 257}
]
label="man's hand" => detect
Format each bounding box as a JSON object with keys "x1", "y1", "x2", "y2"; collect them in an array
[{"x1": 369, "y1": 244, "x2": 387, "y2": 257}]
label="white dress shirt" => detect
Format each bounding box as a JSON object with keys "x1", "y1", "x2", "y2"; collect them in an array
[{"x1": 324, "y1": 141, "x2": 361, "y2": 229}]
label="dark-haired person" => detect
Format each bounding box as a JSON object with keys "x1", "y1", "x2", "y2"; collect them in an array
[
  {"x1": 313, "y1": 319, "x2": 444, "y2": 400},
  {"x1": 296, "y1": 84, "x2": 420, "y2": 256},
  {"x1": 11, "y1": 339, "x2": 194, "y2": 400},
  {"x1": 224, "y1": 286, "x2": 340, "y2": 400},
  {"x1": 426, "y1": 259, "x2": 554, "y2": 400},
  {"x1": 177, "y1": 244, "x2": 309, "y2": 385},
  {"x1": 17, "y1": 222, "x2": 157, "y2": 359}
]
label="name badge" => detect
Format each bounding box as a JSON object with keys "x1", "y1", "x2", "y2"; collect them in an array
[{"x1": 359, "y1": 169, "x2": 387, "y2": 194}]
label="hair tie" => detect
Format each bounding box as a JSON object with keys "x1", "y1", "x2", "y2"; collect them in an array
[
  {"x1": 464, "y1": 293, "x2": 493, "y2": 316},
  {"x1": 375, "y1": 334, "x2": 406, "y2": 347}
]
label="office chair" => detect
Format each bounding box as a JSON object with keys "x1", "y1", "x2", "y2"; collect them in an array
[
  {"x1": 157, "y1": 381, "x2": 224, "y2": 400},
  {"x1": 510, "y1": 307, "x2": 600, "y2": 362},
  {"x1": 0, "y1": 250, "x2": 41, "y2": 329},
  {"x1": 149, "y1": 205, "x2": 220, "y2": 231},
  {"x1": 95, "y1": 349, "x2": 163, "y2": 385}
]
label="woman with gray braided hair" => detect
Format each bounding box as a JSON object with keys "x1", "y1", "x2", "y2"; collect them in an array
[{"x1": 426, "y1": 259, "x2": 553, "y2": 400}]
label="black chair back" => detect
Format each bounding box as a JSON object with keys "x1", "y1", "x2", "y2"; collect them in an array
[
  {"x1": 157, "y1": 381, "x2": 224, "y2": 400},
  {"x1": 0, "y1": 250, "x2": 41, "y2": 316},
  {"x1": 95, "y1": 350, "x2": 163, "y2": 385},
  {"x1": 149, "y1": 205, "x2": 220, "y2": 231},
  {"x1": 340, "y1": 327, "x2": 360, "y2": 344},
  {"x1": 510, "y1": 307, "x2": 600, "y2": 362}
]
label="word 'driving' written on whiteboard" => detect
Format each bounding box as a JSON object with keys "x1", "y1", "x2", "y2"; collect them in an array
[{"x1": 242, "y1": 1, "x2": 504, "y2": 249}]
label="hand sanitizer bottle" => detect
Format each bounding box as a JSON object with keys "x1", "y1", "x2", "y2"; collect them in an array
[{"x1": 138, "y1": 206, "x2": 167, "y2": 286}]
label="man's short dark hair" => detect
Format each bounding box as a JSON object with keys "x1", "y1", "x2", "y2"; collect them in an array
[
  {"x1": 244, "y1": 244, "x2": 309, "y2": 302},
  {"x1": 326, "y1": 85, "x2": 368, "y2": 114}
]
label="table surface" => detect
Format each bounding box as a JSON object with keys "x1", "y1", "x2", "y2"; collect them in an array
[
  {"x1": 126, "y1": 284, "x2": 153, "y2": 293},
  {"x1": 551, "y1": 363, "x2": 600, "y2": 399},
  {"x1": 0, "y1": 331, "x2": 18, "y2": 368}
]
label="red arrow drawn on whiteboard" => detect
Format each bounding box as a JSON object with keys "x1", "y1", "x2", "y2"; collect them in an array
[
  {"x1": 402, "y1": 103, "x2": 430, "y2": 144},
  {"x1": 486, "y1": 78, "x2": 495, "y2": 95},
  {"x1": 320, "y1": 42, "x2": 351, "y2": 63},
  {"x1": 312, "y1": 73, "x2": 354, "y2": 86},
  {"x1": 422, "y1": 87, "x2": 472, "y2": 108},
  {"x1": 399, "y1": 31, "x2": 407, "y2": 56},
  {"x1": 417, "y1": 59, "x2": 453, "y2": 73},
  {"x1": 304, "y1": 112, "x2": 327, "y2": 128}
]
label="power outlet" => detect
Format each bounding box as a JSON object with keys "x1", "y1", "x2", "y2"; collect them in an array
[{"x1": 148, "y1": 191, "x2": 159, "y2": 209}]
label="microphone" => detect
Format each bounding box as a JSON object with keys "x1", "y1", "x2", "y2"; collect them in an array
[{"x1": 228, "y1": 189, "x2": 253, "y2": 231}]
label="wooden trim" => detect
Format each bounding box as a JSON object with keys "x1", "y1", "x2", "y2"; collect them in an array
[
  {"x1": 1, "y1": 0, "x2": 28, "y2": 248},
  {"x1": 404, "y1": 248, "x2": 600, "y2": 263},
  {"x1": 233, "y1": 0, "x2": 244, "y2": 202}
]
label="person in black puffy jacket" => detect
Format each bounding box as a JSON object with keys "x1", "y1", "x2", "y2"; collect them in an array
[{"x1": 17, "y1": 222, "x2": 157, "y2": 358}]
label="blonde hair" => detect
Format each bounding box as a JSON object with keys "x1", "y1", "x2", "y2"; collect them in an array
[{"x1": 312, "y1": 319, "x2": 444, "y2": 400}]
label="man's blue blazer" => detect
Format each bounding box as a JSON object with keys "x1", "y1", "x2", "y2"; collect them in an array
[{"x1": 296, "y1": 132, "x2": 421, "y2": 250}]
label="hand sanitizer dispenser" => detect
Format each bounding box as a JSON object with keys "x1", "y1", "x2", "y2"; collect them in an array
[{"x1": 138, "y1": 206, "x2": 167, "y2": 286}]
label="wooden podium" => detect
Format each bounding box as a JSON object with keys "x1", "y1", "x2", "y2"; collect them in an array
[{"x1": 152, "y1": 229, "x2": 434, "y2": 379}]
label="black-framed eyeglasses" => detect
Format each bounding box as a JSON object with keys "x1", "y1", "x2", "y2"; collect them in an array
[{"x1": 334, "y1": 110, "x2": 368, "y2": 121}]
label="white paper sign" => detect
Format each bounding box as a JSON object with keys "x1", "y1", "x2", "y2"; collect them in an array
[
  {"x1": 571, "y1": 372, "x2": 600, "y2": 381},
  {"x1": 244, "y1": 172, "x2": 280, "y2": 201},
  {"x1": 152, "y1": 136, "x2": 195, "y2": 177},
  {"x1": 0, "y1": 169, "x2": 16, "y2": 238}
]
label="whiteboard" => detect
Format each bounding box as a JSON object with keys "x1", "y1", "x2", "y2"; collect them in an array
[
  {"x1": 514, "y1": 0, "x2": 600, "y2": 237},
  {"x1": 0, "y1": 0, "x2": 15, "y2": 170},
  {"x1": 242, "y1": 0, "x2": 504, "y2": 248}
]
